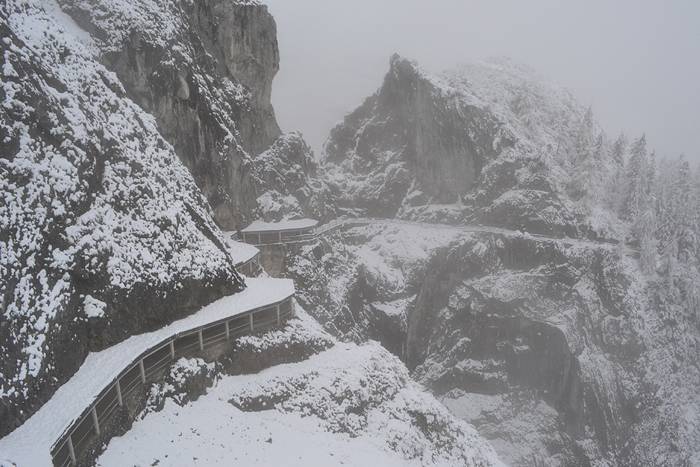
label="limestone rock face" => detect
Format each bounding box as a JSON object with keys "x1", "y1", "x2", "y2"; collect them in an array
[
  {"x1": 406, "y1": 235, "x2": 636, "y2": 466},
  {"x1": 323, "y1": 55, "x2": 604, "y2": 238},
  {"x1": 284, "y1": 220, "x2": 698, "y2": 465},
  {"x1": 252, "y1": 132, "x2": 337, "y2": 222},
  {"x1": 0, "y1": 1, "x2": 243, "y2": 436},
  {"x1": 325, "y1": 54, "x2": 512, "y2": 218},
  {"x1": 59, "y1": 0, "x2": 283, "y2": 229}
]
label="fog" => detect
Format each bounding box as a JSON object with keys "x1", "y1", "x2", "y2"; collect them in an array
[{"x1": 266, "y1": 0, "x2": 700, "y2": 161}]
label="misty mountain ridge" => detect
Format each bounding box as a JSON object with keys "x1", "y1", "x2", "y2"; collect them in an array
[{"x1": 1, "y1": 1, "x2": 699, "y2": 467}]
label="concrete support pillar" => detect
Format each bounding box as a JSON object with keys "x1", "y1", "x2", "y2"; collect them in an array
[
  {"x1": 198, "y1": 330, "x2": 204, "y2": 351},
  {"x1": 276, "y1": 304, "x2": 281, "y2": 325},
  {"x1": 249, "y1": 313, "x2": 254, "y2": 331},
  {"x1": 169, "y1": 341, "x2": 175, "y2": 359},
  {"x1": 67, "y1": 435, "x2": 76, "y2": 465},
  {"x1": 91, "y1": 407, "x2": 100, "y2": 435},
  {"x1": 115, "y1": 380, "x2": 123, "y2": 406},
  {"x1": 138, "y1": 360, "x2": 146, "y2": 383},
  {"x1": 225, "y1": 321, "x2": 230, "y2": 340}
]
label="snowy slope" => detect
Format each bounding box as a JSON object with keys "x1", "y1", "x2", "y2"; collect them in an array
[
  {"x1": 0, "y1": 278, "x2": 292, "y2": 466},
  {"x1": 0, "y1": 0, "x2": 243, "y2": 435},
  {"x1": 97, "y1": 342, "x2": 505, "y2": 467},
  {"x1": 281, "y1": 215, "x2": 700, "y2": 465}
]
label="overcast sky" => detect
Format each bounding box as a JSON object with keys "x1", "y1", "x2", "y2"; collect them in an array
[{"x1": 265, "y1": 0, "x2": 700, "y2": 161}]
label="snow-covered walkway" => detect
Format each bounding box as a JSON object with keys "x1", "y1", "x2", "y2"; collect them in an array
[
  {"x1": 0, "y1": 278, "x2": 294, "y2": 466},
  {"x1": 244, "y1": 216, "x2": 636, "y2": 256}
]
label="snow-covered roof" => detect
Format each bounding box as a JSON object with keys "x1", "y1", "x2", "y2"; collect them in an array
[
  {"x1": 224, "y1": 234, "x2": 260, "y2": 265},
  {"x1": 0, "y1": 278, "x2": 294, "y2": 466},
  {"x1": 241, "y1": 218, "x2": 318, "y2": 233}
]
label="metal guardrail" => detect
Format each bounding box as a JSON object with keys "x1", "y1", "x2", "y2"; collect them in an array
[
  {"x1": 232, "y1": 218, "x2": 372, "y2": 248},
  {"x1": 49, "y1": 294, "x2": 295, "y2": 467},
  {"x1": 235, "y1": 217, "x2": 637, "y2": 256},
  {"x1": 234, "y1": 250, "x2": 263, "y2": 276}
]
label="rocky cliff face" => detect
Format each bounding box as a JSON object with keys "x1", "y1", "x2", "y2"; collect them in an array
[
  {"x1": 284, "y1": 222, "x2": 698, "y2": 465},
  {"x1": 323, "y1": 55, "x2": 611, "y2": 238},
  {"x1": 56, "y1": 0, "x2": 279, "y2": 229},
  {"x1": 0, "y1": 1, "x2": 243, "y2": 436},
  {"x1": 252, "y1": 132, "x2": 336, "y2": 222},
  {"x1": 58, "y1": 0, "x2": 333, "y2": 229},
  {"x1": 325, "y1": 54, "x2": 512, "y2": 218},
  {"x1": 406, "y1": 235, "x2": 639, "y2": 465},
  {"x1": 286, "y1": 54, "x2": 699, "y2": 464}
]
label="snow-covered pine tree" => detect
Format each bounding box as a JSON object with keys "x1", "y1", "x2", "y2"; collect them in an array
[
  {"x1": 674, "y1": 156, "x2": 696, "y2": 263},
  {"x1": 568, "y1": 108, "x2": 603, "y2": 202},
  {"x1": 610, "y1": 133, "x2": 627, "y2": 166},
  {"x1": 622, "y1": 135, "x2": 648, "y2": 222},
  {"x1": 605, "y1": 133, "x2": 628, "y2": 212}
]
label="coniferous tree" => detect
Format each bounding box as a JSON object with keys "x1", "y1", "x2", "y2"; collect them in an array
[
  {"x1": 606, "y1": 133, "x2": 628, "y2": 212},
  {"x1": 674, "y1": 157, "x2": 696, "y2": 262},
  {"x1": 610, "y1": 133, "x2": 627, "y2": 166},
  {"x1": 622, "y1": 135, "x2": 648, "y2": 222}
]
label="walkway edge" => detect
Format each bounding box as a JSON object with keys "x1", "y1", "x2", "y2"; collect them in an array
[{"x1": 0, "y1": 278, "x2": 295, "y2": 466}]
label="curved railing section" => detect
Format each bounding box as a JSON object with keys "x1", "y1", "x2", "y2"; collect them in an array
[
  {"x1": 49, "y1": 294, "x2": 293, "y2": 466},
  {"x1": 235, "y1": 250, "x2": 263, "y2": 276},
  {"x1": 236, "y1": 217, "x2": 637, "y2": 255},
  {"x1": 49, "y1": 293, "x2": 294, "y2": 466},
  {"x1": 233, "y1": 218, "x2": 371, "y2": 247}
]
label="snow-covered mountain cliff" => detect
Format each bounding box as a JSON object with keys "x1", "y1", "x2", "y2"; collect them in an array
[
  {"x1": 0, "y1": 0, "x2": 247, "y2": 436},
  {"x1": 57, "y1": 0, "x2": 332, "y2": 228},
  {"x1": 2, "y1": 1, "x2": 698, "y2": 465},
  {"x1": 323, "y1": 55, "x2": 620, "y2": 239},
  {"x1": 286, "y1": 56, "x2": 700, "y2": 465}
]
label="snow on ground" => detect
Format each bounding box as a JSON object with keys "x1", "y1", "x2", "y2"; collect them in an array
[
  {"x1": 349, "y1": 222, "x2": 465, "y2": 292},
  {"x1": 97, "y1": 342, "x2": 504, "y2": 467},
  {"x1": 222, "y1": 232, "x2": 260, "y2": 265},
  {"x1": 0, "y1": 278, "x2": 293, "y2": 467},
  {"x1": 242, "y1": 218, "x2": 318, "y2": 233}
]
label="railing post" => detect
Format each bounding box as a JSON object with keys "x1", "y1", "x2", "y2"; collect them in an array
[
  {"x1": 249, "y1": 313, "x2": 254, "y2": 331},
  {"x1": 91, "y1": 407, "x2": 100, "y2": 435},
  {"x1": 115, "y1": 380, "x2": 123, "y2": 406},
  {"x1": 198, "y1": 330, "x2": 204, "y2": 351},
  {"x1": 276, "y1": 304, "x2": 281, "y2": 325},
  {"x1": 67, "y1": 434, "x2": 76, "y2": 465},
  {"x1": 169, "y1": 341, "x2": 175, "y2": 359},
  {"x1": 225, "y1": 321, "x2": 230, "y2": 340},
  {"x1": 138, "y1": 360, "x2": 146, "y2": 383}
]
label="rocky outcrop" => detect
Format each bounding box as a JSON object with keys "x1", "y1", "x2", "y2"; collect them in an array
[
  {"x1": 0, "y1": 2, "x2": 243, "y2": 436},
  {"x1": 406, "y1": 235, "x2": 639, "y2": 465},
  {"x1": 252, "y1": 132, "x2": 337, "y2": 222},
  {"x1": 324, "y1": 54, "x2": 513, "y2": 218},
  {"x1": 323, "y1": 55, "x2": 600, "y2": 237},
  {"x1": 280, "y1": 220, "x2": 695, "y2": 465},
  {"x1": 58, "y1": 0, "x2": 282, "y2": 229},
  {"x1": 59, "y1": 0, "x2": 336, "y2": 229}
]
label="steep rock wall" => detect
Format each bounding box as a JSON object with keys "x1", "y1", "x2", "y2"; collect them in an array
[
  {"x1": 58, "y1": 0, "x2": 281, "y2": 229},
  {"x1": 406, "y1": 236, "x2": 638, "y2": 465},
  {"x1": 0, "y1": 1, "x2": 243, "y2": 436},
  {"x1": 325, "y1": 54, "x2": 512, "y2": 218},
  {"x1": 323, "y1": 55, "x2": 603, "y2": 237}
]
